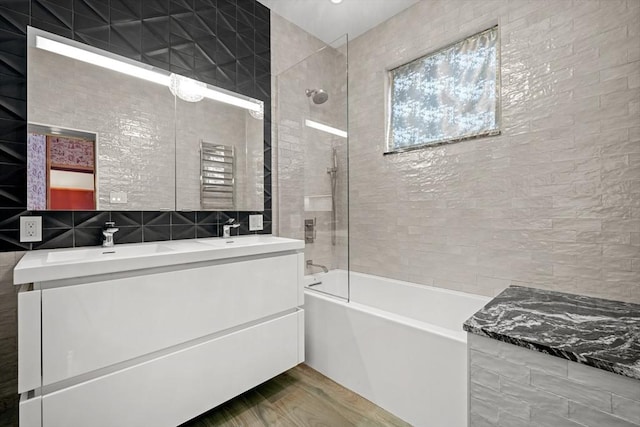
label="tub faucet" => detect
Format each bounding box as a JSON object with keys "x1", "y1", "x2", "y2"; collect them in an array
[
  {"x1": 223, "y1": 218, "x2": 241, "y2": 238},
  {"x1": 306, "y1": 260, "x2": 328, "y2": 273},
  {"x1": 102, "y1": 221, "x2": 119, "y2": 248}
]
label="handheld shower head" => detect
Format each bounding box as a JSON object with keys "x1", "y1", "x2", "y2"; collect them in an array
[{"x1": 305, "y1": 88, "x2": 329, "y2": 104}]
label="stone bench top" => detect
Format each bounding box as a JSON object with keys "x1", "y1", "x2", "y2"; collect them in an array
[{"x1": 463, "y1": 286, "x2": 640, "y2": 380}]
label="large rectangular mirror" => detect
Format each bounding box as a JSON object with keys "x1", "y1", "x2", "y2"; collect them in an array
[{"x1": 27, "y1": 27, "x2": 264, "y2": 212}]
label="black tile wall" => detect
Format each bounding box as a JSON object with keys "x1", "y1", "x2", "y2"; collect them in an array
[{"x1": 0, "y1": 0, "x2": 271, "y2": 252}]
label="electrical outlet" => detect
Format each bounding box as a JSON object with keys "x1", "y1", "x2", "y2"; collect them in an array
[
  {"x1": 110, "y1": 191, "x2": 128, "y2": 204},
  {"x1": 249, "y1": 214, "x2": 263, "y2": 231},
  {"x1": 20, "y1": 216, "x2": 42, "y2": 242}
]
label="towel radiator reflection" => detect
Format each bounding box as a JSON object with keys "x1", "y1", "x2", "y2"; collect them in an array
[{"x1": 200, "y1": 141, "x2": 234, "y2": 210}]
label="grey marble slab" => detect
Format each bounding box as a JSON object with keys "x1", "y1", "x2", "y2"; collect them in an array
[{"x1": 463, "y1": 286, "x2": 640, "y2": 380}]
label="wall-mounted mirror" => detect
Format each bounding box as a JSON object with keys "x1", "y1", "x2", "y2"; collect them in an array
[
  {"x1": 175, "y1": 91, "x2": 264, "y2": 212},
  {"x1": 27, "y1": 27, "x2": 264, "y2": 212}
]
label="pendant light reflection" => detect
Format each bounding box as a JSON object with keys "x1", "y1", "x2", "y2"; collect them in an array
[
  {"x1": 249, "y1": 108, "x2": 264, "y2": 120},
  {"x1": 169, "y1": 74, "x2": 205, "y2": 102}
]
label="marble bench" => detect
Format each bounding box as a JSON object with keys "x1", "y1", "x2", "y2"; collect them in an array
[{"x1": 464, "y1": 286, "x2": 639, "y2": 427}]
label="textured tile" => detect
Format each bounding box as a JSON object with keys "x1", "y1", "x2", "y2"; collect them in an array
[
  {"x1": 111, "y1": 211, "x2": 142, "y2": 227},
  {"x1": 470, "y1": 364, "x2": 500, "y2": 391},
  {"x1": 73, "y1": 227, "x2": 102, "y2": 247},
  {"x1": 0, "y1": 210, "x2": 26, "y2": 230},
  {"x1": 73, "y1": 211, "x2": 110, "y2": 228},
  {"x1": 33, "y1": 228, "x2": 73, "y2": 249},
  {"x1": 500, "y1": 377, "x2": 569, "y2": 417},
  {"x1": 470, "y1": 349, "x2": 530, "y2": 383},
  {"x1": 32, "y1": 0, "x2": 73, "y2": 30},
  {"x1": 531, "y1": 407, "x2": 588, "y2": 427},
  {"x1": 470, "y1": 382, "x2": 531, "y2": 420},
  {"x1": 470, "y1": 335, "x2": 640, "y2": 427},
  {"x1": 0, "y1": 0, "x2": 271, "y2": 254},
  {"x1": 143, "y1": 225, "x2": 171, "y2": 242},
  {"x1": 0, "y1": 0, "x2": 30, "y2": 15},
  {"x1": 171, "y1": 211, "x2": 195, "y2": 225},
  {"x1": 196, "y1": 224, "x2": 219, "y2": 238},
  {"x1": 171, "y1": 224, "x2": 195, "y2": 239},
  {"x1": 531, "y1": 370, "x2": 613, "y2": 412},
  {"x1": 569, "y1": 401, "x2": 638, "y2": 427},
  {"x1": 36, "y1": 211, "x2": 73, "y2": 229},
  {"x1": 0, "y1": 230, "x2": 29, "y2": 252},
  {"x1": 113, "y1": 226, "x2": 142, "y2": 244},
  {"x1": 196, "y1": 211, "x2": 219, "y2": 224},
  {"x1": 613, "y1": 394, "x2": 640, "y2": 425},
  {"x1": 333, "y1": 0, "x2": 640, "y2": 304},
  {"x1": 468, "y1": 334, "x2": 568, "y2": 377},
  {"x1": 0, "y1": 7, "x2": 29, "y2": 34},
  {"x1": 73, "y1": 0, "x2": 110, "y2": 22},
  {"x1": 568, "y1": 362, "x2": 640, "y2": 401},
  {"x1": 470, "y1": 397, "x2": 498, "y2": 423},
  {"x1": 143, "y1": 211, "x2": 171, "y2": 226}
]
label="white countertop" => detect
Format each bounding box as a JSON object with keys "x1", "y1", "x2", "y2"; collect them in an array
[{"x1": 14, "y1": 235, "x2": 305, "y2": 285}]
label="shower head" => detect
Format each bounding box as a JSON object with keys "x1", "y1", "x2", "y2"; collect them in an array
[{"x1": 306, "y1": 88, "x2": 329, "y2": 104}]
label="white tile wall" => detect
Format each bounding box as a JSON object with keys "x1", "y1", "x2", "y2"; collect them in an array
[
  {"x1": 348, "y1": 0, "x2": 640, "y2": 302},
  {"x1": 271, "y1": 12, "x2": 328, "y2": 238},
  {"x1": 28, "y1": 48, "x2": 176, "y2": 211},
  {"x1": 468, "y1": 334, "x2": 640, "y2": 427},
  {"x1": 272, "y1": 13, "x2": 349, "y2": 272}
]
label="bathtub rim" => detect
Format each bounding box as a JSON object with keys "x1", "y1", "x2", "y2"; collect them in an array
[
  {"x1": 304, "y1": 287, "x2": 468, "y2": 344},
  {"x1": 305, "y1": 269, "x2": 491, "y2": 305}
]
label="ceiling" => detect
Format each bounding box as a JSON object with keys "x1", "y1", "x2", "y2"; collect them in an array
[{"x1": 257, "y1": 0, "x2": 420, "y2": 45}]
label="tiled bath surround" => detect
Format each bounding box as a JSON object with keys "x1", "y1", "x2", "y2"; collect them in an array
[
  {"x1": 270, "y1": 12, "x2": 328, "y2": 241},
  {"x1": 468, "y1": 334, "x2": 640, "y2": 427},
  {"x1": 348, "y1": 0, "x2": 640, "y2": 303},
  {"x1": 272, "y1": 13, "x2": 349, "y2": 272}
]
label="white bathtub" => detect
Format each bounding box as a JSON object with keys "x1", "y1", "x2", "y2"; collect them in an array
[{"x1": 304, "y1": 270, "x2": 490, "y2": 427}]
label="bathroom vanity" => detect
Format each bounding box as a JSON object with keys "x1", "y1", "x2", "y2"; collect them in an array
[
  {"x1": 15, "y1": 236, "x2": 305, "y2": 427},
  {"x1": 464, "y1": 286, "x2": 640, "y2": 427}
]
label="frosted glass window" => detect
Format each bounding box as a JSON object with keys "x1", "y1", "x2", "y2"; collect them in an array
[{"x1": 387, "y1": 27, "x2": 499, "y2": 153}]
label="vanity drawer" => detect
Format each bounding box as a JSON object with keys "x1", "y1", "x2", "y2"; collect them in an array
[
  {"x1": 41, "y1": 310, "x2": 303, "y2": 427},
  {"x1": 41, "y1": 253, "x2": 301, "y2": 386}
]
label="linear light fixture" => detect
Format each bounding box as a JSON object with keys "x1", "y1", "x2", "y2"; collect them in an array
[
  {"x1": 202, "y1": 87, "x2": 262, "y2": 112},
  {"x1": 35, "y1": 35, "x2": 263, "y2": 113},
  {"x1": 305, "y1": 119, "x2": 348, "y2": 138},
  {"x1": 35, "y1": 36, "x2": 170, "y2": 86}
]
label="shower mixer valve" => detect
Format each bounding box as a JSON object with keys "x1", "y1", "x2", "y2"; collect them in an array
[{"x1": 304, "y1": 218, "x2": 316, "y2": 243}]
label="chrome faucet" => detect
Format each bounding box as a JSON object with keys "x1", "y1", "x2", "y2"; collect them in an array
[
  {"x1": 222, "y1": 218, "x2": 240, "y2": 238},
  {"x1": 102, "y1": 221, "x2": 119, "y2": 248},
  {"x1": 306, "y1": 260, "x2": 328, "y2": 273}
]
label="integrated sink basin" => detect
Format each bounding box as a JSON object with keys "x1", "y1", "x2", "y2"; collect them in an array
[
  {"x1": 197, "y1": 235, "x2": 275, "y2": 247},
  {"x1": 14, "y1": 235, "x2": 305, "y2": 285},
  {"x1": 46, "y1": 243, "x2": 174, "y2": 263}
]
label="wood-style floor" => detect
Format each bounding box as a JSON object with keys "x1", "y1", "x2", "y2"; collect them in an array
[{"x1": 180, "y1": 364, "x2": 411, "y2": 427}]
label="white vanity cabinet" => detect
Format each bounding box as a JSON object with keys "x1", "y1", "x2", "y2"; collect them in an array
[{"x1": 15, "y1": 236, "x2": 305, "y2": 427}]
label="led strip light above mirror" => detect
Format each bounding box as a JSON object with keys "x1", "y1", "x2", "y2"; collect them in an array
[{"x1": 34, "y1": 32, "x2": 263, "y2": 113}]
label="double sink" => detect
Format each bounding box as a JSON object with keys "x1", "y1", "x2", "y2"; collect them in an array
[
  {"x1": 45, "y1": 237, "x2": 250, "y2": 264},
  {"x1": 14, "y1": 235, "x2": 304, "y2": 285}
]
